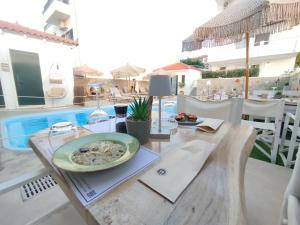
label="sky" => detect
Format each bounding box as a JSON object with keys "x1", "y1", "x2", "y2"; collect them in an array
[{"x1": 0, "y1": 0, "x2": 217, "y2": 75}]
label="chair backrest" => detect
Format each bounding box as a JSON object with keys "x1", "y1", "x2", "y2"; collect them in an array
[
  {"x1": 110, "y1": 87, "x2": 122, "y2": 98},
  {"x1": 243, "y1": 99, "x2": 285, "y2": 120},
  {"x1": 281, "y1": 151, "x2": 300, "y2": 224},
  {"x1": 177, "y1": 95, "x2": 243, "y2": 125}
]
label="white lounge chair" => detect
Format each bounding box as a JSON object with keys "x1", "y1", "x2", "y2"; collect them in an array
[
  {"x1": 109, "y1": 87, "x2": 132, "y2": 102},
  {"x1": 139, "y1": 87, "x2": 148, "y2": 96},
  {"x1": 242, "y1": 99, "x2": 285, "y2": 164},
  {"x1": 177, "y1": 95, "x2": 243, "y2": 125}
]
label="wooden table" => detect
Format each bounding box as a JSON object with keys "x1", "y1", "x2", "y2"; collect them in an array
[{"x1": 30, "y1": 123, "x2": 255, "y2": 225}]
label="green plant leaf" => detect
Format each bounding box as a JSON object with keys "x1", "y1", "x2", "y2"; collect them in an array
[{"x1": 129, "y1": 97, "x2": 149, "y2": 121}]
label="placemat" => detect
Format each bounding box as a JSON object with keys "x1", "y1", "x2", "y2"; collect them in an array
[
  {"x1": 139, "y1": 140, "x2": 215, "y2": 203},
  {"x1": 59, "y1": 146, "x2": 159, "y2": 206}
]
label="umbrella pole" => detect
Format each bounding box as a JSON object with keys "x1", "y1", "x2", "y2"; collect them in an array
[
  {"x1": 129, "y1": 75, "x2": 131, "y2": 93},
  {"x1": 245, "y1": 31, "x2": 250, "y2": 99}
]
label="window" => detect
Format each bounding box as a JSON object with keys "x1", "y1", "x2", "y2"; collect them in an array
[
  {"x1": 254, "y1": 33, "x2": 270, "y2": 46},
  {"x1": 181, "y1": 75, "x2": 185, "y2": 84},
  {"x1": 63, "y1": 29, "x2": 74, "y2": 40}
]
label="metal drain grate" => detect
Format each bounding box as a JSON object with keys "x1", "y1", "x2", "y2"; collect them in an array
[{"x1": 20, "y1": 174, "x2": 57, "y2": 201}]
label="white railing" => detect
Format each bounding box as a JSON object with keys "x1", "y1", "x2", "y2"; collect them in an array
[{"x1": 0, "y1": 94, "x2": 110, "y2": 110}]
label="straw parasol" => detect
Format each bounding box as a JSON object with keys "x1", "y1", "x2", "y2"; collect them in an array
[
  {"x1": 111, "y1": 63, "x2": 145, "y2": 88},
  {"x1": 73, "y1": 65, "x2": 103, "y2": 78},
  {"x1": 192, "y1": 0, "x2": 300, "y2": 98},
  {"x1": 111, "y1": 63, "x2": 145, "y2": 78}
]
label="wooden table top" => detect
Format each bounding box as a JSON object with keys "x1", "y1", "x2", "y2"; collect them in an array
[{"x1": 30, "y1": 123, "x2": 255, "y2": 225}]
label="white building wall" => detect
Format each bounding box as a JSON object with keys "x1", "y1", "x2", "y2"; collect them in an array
[
  {"x1": 259, "y1": 57, "x2": 296, "y2": 77},
  {"x1": 182, "y1": 25, "x2": 300, "y2": 77},
  {"x1": 0, "y1": 32, "x2": 76, "y2": 109},
  {"x1": 175, "y1": 69, "x2": 202, "y2": 95},
  {"x1": 210, "y1": 56, "x2": 297, "y2": 77}
]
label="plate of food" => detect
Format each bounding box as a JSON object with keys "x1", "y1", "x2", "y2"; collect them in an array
[
  {"x1": 175, "y1": 113, "x2": 202, "y2": 126},
  {"x1": 52, "y1": 133, "x2": 140, "y2": 172}
]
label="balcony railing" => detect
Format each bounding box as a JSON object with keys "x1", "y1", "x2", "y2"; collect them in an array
[
  {"x1": 43, "y1": 0, "x2": 69, "y2": 14},
  {"x1": 44, "y1": 23, "x2": 51, "y2": 32},
  {"x1": 62, "y1": 29, "x2": 74, "y2": 40}
]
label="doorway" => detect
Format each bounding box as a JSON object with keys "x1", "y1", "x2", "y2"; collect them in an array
[
  {"x1": 10, "y1": 49, "x2": 45, "y2": 105},
  {"x1": 170, "y1": 76, "x2": 178, "y2": 95},
  {"x1": 0, "y1": 80, "x2": 4, "y2": 108}
]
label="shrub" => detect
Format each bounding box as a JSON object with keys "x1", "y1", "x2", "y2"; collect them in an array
[
  {"x1": 180, "y1": 58, "x2": 206, "y2": 69},
  {"x1": 202, "y1": 68, "x2": 259, "y2": 79},
  {"x1": 129, "y1": 97, "x2": 149, "y2": 121}
]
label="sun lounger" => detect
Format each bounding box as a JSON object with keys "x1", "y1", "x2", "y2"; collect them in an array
[{"x1": 109, "y1": 87, "x2": 132, "y2": 102}]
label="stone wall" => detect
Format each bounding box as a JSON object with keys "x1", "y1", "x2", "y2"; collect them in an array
[
  {"x1": 196, "y1": 76, "x2": 291, "y2": 96},
  {"x1": 74, "y1": 77, "x2": 149, "y2": 96}
]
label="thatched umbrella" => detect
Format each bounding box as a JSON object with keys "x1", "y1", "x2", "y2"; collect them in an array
[
  {"x1": 111, "y1": 63, "x2": 145, "y2": 89},
  {"x1": 73, "y1": 65, "x2": 103, "y2": 78},
  {"x1": 192, "y1": 0, "x2": 300, "y2": 98}
]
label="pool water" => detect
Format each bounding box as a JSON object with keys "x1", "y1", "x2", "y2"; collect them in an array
[{"x1": 1, "y1": 104, "x2": 176, "y2": 151}]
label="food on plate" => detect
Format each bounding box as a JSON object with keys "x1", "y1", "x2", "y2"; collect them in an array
[
  {"x1": 71, "y1": 140, "x2": 126, "y2": 165},
  {"x1": 175, "y1": 112, "x2": 197, "y2": 122},
  {"x1": 187, "y1": 114, "x2": 197, "y2": 122}
]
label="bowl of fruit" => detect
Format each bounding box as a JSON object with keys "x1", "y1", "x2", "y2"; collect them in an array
[{"x1": 175, "y1": 113, "x2": 201, "y2": 125}]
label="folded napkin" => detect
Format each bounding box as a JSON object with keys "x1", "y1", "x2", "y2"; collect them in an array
[
  {"x1": 139, "y1": 140, "x2": 215, "y2": 203},
  {"x1": 83, "y1": 119, "x2": 116, "y2": 133},
  {"x1": 196, "y1": 118, "x2": 224, "y2": 133}
]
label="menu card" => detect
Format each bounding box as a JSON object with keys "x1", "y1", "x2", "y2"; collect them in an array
[
  {"x1": 58, "y1": 146, "x2": 159, "y2": 206},
  {"x1": 139, "y1": 140, "x2": 215, "y2": 203},
  {"x1": 196, "y1": 118, "x2": 224, "y2": 133},
  {"x1": 83, "y1": 119, "x2": 116, "y2": 133}
]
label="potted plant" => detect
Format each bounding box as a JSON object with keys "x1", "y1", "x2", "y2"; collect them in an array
[
  {"x1": 126, "y1": 97, "x2": 151, "y2": 145},
  {"x1": 274, "y1": 90, "x2": 282, "y2": 99}
]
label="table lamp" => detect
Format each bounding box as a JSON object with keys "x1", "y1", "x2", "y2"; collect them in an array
[{"x1": 148, "y1": 75, "x2": 172, "y2": 139}]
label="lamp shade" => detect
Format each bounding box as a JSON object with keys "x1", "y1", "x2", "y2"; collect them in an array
[{"x1": 148, "y1": 75, "x2": 172, "y2": 96}]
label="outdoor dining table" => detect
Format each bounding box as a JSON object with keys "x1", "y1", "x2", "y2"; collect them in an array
[{"x1": 29, "y1": 122, "x2": 255, "y2": 225}]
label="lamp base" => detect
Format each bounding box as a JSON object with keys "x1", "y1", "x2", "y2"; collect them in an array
[{"x1": 150, "y1": 128, "x2": 171, "y2": 139}]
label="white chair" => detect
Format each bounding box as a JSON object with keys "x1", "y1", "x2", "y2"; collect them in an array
[
  {"x1": 242, "y1": 99, "x2": 285, "y2": 164},
  {"x1": 280, "y1": 99, "x2": 300, "y2": 167},
  {"x1": 280, "y1": 152, "x2": 300, "y2": 225},
  {"x1": 176, "y1": 95, "x2": 243, "y2": 125}
]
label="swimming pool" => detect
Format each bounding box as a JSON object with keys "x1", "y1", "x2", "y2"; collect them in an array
[{"x1": 1, "y1": 103, "x2": 176, "y2": 151}]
